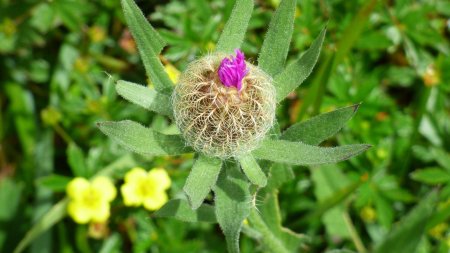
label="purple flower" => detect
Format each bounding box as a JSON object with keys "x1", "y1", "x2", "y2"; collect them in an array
[{"x1": 218, "y1": 49, "x2": 249, "y2": 91}]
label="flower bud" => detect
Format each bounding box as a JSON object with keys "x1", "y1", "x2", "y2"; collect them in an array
[{"x1": 172, "y1": 50, "x2": 276, "y2": 158}]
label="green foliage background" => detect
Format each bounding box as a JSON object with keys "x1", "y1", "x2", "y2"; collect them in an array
[{"x1": 1, "y1": 0, "x2": 449, "y2": 252}]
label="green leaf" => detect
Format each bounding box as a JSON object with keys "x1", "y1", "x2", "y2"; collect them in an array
[
  {"x1": 97, "y1": 120, "x2": 192, "y2": 156},
  {"x1": 258, "y1": 0, "x2": 296, "y2": 77},
  {"x1": 213, "y1": 162, "x2": 251, "y2": 253},
  {"x1": 374, "y1": 192, "x2": 437, "y2": 253},
  {"x1": 239, "y1": 154, "x2": 267, "y2": 187},
  {"x1": 67, "y1": 143, "x2": 88, "y2": 177},
  {"x1": 116, "y1": 80, "x2": 172, "y2": 117},
  {"x1": 121, "y1": 0, "x2": 173, "y2": 95},
  {"x1": 281, "y1": 104, "x2": 359, "y2": 145},
  {"x1": 183, "y1": 155, "x2": 222, "y2": 209},
  {"x1": 252, "y1": 139, "x2": 370, "y2": 166},
  {"x1": 410, "y1": 167, "x2": 450, "y2": 185},
  {"x1": 13, "y1": 199, "x2": 68, "y2": 253},
  {"x1": 154, "y1": 199, "x2": 217, "y2": 223},
  {"x1": 36, "y1": 174, "x2": 71, "y2": 192},
  {"x1": 310, "y1": 165, "x2": 355, "y2": 238},
  {"x1": 248, "y1": 210, "x2": 291, "y2": 253},
  {"x1": 215, "y1": 0, "x2": 254, "y2": 54},
  {"x1": 274, "y1": 27, "x2": 326, "y2": 102}
]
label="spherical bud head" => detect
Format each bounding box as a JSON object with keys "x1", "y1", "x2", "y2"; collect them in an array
[{"x1": 172, "y1": 50, "x2": 276, "y2": 159}]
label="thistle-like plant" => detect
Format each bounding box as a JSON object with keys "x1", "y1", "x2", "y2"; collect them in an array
[{"x1": 98, "y1": 0, "x2": 371, "y2": 252}]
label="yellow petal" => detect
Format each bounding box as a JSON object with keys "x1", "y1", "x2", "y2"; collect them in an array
[
  {"x1": 67, "y1": 200, "x2": 91, "y2": 224},
  {"x1": 143, "y1": 191, "x2": 168, "y2": 211},
  {"x1": 91, "y1": 176, "x2": 116, "y2": 202},
  {"x1": 147, "y1": 168, "x2": 171, "y2": 190},
  {"x1": 124, "y1": 167, "x2": 147, "y2": 183},
  {"x1": 90, "y1": 201, "x2": 111, "y2": 223},
  {"x1": 66, "y1": 177, "x2": 90, "y2": 201},
  {"x1": 121, "y1": 184, "x2": 143, "y2": 206}
]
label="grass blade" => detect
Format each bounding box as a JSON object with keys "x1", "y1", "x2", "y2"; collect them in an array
[{"x1": 258, "y1": 0, "x2": 296, "y2": 77}]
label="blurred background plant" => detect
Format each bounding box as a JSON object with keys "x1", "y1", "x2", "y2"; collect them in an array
[{"x1": 0, "y1": 0, "x2": 449, "y2": 252}]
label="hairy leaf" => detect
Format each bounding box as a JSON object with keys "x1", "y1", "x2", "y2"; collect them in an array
[
  {"x1": 274, "y1": 27, "x2": 326, "y2": 102},
  {"x1": 116, "y1": 80, "x2": 172, "y2": 117},
  {"x1": 374, "y1": 192, "x2": 437, "y2": 253},
  {"x1": 121, "y1": 0, "x2": 173, "y2": 95},
  {"x1": 183, "y1": 155, "x2": 222, "y2": 209},
  {"x1": 282, "y1": 104, "x2": 359, "y2": 145},
  {"x1": 252, "y1": 139, "x2": 370, "y2": 165},
  {"x1": 258, "y1": 0, "x2": 296, "y2": 77},
  {"x1": 154, "y1": 199, "x2": 217, "y2": 223},
  {"x1": 216, "y1": 0, "x2": 254, "y2": 54},
  {"x1": 214, "y1": 162, "x2": 251, "y2": 253},
  {"x1": 97, "y1": 120, "x2": 192, "y2": 156},
  {"x1": 239, "y1": 154, "x2": 267, "y2": 187}
]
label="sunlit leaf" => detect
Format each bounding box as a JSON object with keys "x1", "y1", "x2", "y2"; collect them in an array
[{"x1": 239, "y1": 154, "x2": 267, "y2": 187}]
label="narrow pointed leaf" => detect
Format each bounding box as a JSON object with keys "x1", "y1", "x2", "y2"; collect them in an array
[
  {"x1": 97, "y1": 120, "x2": 192, "y2": 156},
  {"x1": 215, "y1": 0, "x2": 254, "y2": 54},
  {"x1": 274, "y1": 28, "x2": 326, "y2": 102},
  {"x1": 239, "y1": 154, "x2": 267, "y2": 187},
  {"x1": 154, "y1": 199, "x2": 217, "y2": 223},
  {"x1": 121, "y1": 0, "x2": 173, "y2": 95},
  {"x1": 252, "y1": 139, "x2": 370, "y2": 166},
  {"x1": 116, "y1": 80, "x2": 172, "y2": 116},
  {"x1": 281, "y1": 104, "x2": 359, "y2": 145},
  {"x1": 374, "y1": 192, "x2": 437, "y2": 253},
  {"x1": 258, "y1": 0, "x2": 296, "y2": 76},
  {"x1": 183, "y1": 155, "x2": 222, "y2": 209},
  {"x1": 13, "y1": 199, "x2": 68, "y2": 253},
  {"x1": 213, "y1": 162, "x2": 251, "y2": 253}
]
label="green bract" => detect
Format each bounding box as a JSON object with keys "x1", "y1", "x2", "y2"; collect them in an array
[{"x1": 97, "y1": 0, "x2": 371, "y2": 252}]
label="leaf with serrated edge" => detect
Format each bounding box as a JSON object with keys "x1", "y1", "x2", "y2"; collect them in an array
[
  {"x1": 214, "y1": 162, "x2": 251, "y2": 253},
  {"x1": 97, "y1": 120, "x2": 192, "y2": 156},
  {"x1": 274, "y1": 27, "x2": 326, "y2": 102},
  {"x1": 258, "y1": 0, "x2": 296, "y2": 77},
  {"x1": 121, "y1": 0, "x2": 173, "y2": 95},
  {"x1": 239, "y1": 154, "x2": 267, "y2": 187},
  {"x1": 281, "y1": 104, "x2": 359, "y2": 145},
  {"x1": 154, "y1": 199, "x2": 217, "y2": 223},
  {"x1": 252, "y1": 139, "x2": 370, "y2": 166},
  {"x1": 183, "y1": 155, "x2": 222, "y2": 209},
  {"x1": 215, "y1": 0, "x2": 254, "y2": 54},
  {"x1": 116, "y1": 80, "x2": 172, "y2": 117}
]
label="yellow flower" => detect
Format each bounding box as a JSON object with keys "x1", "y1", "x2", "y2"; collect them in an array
[
  {"x1": 164, "y1": 64, "x2": 180, "y2": 84},
  {"x1": 66, "y1": 177, "x2": 116, "y2": 224},
  {"x1": 121, "y1": 167, "x2": 171, "y2": 211}
]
